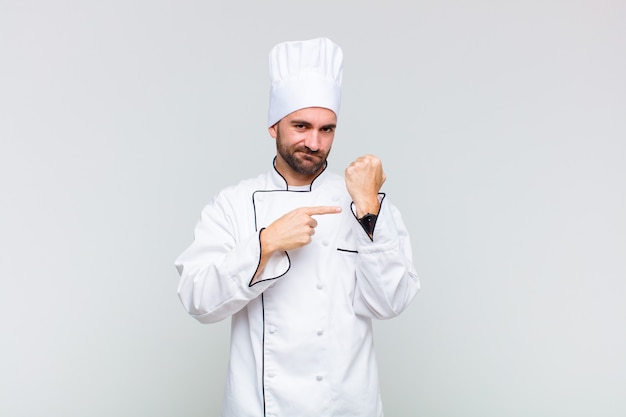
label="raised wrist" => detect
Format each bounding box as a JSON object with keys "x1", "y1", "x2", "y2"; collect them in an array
[{"x1": 353, "y1": 199, "x2": 380, "y2": 218}]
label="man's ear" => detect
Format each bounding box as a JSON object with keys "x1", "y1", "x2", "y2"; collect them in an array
[{"x1": 268, "y1": 124, "x2": 278, "y2": 139}]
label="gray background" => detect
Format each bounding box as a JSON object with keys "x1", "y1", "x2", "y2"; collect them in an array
[{"x1": 1, "y1": 1, "x2": 624, "y2": 416}]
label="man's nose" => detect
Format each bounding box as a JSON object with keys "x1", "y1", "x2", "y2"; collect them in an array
[{"x1": 304, "y1": 131, "x2": 321, "y2": 152}]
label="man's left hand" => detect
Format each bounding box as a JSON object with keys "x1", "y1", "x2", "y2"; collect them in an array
[{"x1": 345, "y1": 154, "x2": 386, "y2": 218}]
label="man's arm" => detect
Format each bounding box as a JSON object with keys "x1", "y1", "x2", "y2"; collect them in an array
[
  {"x1": 174, "y1": 193, "x2": 275, "y2": 324},
  {"x1": 345, "y1": 155, "x2": 420, "y2": 319}
]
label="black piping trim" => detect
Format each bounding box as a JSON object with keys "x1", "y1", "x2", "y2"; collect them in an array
[
  {"x1": 249, "y1": 196, "x2": 294, "y2": 286},
  {"x1": 307, "y1": 161, "x2": 327, "y2": 191},
  {"x1": 250, "y1": 180, "x2": 310, "y2": 286},
  {"x1": 248, "y1": 251, "x2": 291, "y2": 287},
  {"x1": 253, "y1": 189, "x2": 314, "y2": 231},
  {"x1": 261, "y1": 293, "x2": 266, "y2": 417},
  {"x1": 248, "y1": 229, "x2": 292, "y2": 287},
  {"x1": 252, "y1": 191, "x2": 260, "y2": 232},
  {"x1": 254, "y1": 158, "x2": 330, "y2": 415},
  {"x1": 252, "y1": 189, "x2": 319, "y2": 232},
  {"x1": 350, "y1": 192, "x2": 387, "y2": 241},
  {"x1": 249, "y1": 229, "x2": 266, "y2": 287},
  {"x1": 337, "y1": 248, "x2": 358, "y2": 254},
  {"x1": 271, "y1": 156, "x2": 289, "y2": 189}
]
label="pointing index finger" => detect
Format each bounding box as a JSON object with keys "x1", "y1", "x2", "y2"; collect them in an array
[{"x1": 303, "y1": 206, "x2": 342, "y2": 216}]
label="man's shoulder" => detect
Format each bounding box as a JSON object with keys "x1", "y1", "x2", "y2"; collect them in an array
[
  {"x1": 198, "y1": 173, "x2": 267, "y2": 217},
  {"x1": 217, "y1": 172, "x2": 268, "y2": 199}
]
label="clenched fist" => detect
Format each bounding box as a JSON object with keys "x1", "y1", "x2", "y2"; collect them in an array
[{"x1": 345, "y1": 154, "x2": 386, "y2": 218}]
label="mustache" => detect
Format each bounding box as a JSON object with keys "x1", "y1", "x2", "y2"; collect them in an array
[{"x1": 296, "y1": 146, "x2": 322, "y2": 155}]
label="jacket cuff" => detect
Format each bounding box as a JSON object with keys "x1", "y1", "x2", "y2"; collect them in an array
[
  {"x1": 350, "y1": 193, "x2": 385, "y2": 241},
  {"x1": 248, "y1": 229, "x2": 290, "y2": 286}
]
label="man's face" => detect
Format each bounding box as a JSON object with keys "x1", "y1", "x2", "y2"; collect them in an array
[{"x1": 269, "y1": 107, "x2": 337, "y2": 183}]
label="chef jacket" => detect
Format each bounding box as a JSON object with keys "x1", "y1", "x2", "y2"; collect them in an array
[{"x1": 175, "y1": 161, "x2": 420, "y2": 417}]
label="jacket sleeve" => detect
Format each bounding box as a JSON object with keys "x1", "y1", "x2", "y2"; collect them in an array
[
  {"x1": 352, "y1": 196, "x2": 420, "y2": 319},
  {"x1": 174, "y1": 192, "x2": 289, "y2": 324}
]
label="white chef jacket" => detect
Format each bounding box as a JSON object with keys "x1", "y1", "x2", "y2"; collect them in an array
[{"x1": 175, "y1": 162, "x2": 419, "y2": 417}]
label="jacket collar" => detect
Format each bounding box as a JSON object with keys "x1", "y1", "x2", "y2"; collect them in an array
[{"x1": 269, "y1": 157, "x2": 328, "y2": 191}]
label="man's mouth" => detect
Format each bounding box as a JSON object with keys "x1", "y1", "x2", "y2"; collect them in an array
[{"x1": 298, "y1": 150, "x2": 320, "y2": 160}]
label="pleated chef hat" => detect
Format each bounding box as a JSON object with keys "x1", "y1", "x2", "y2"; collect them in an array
[{"x1": 267, "y1": 37, "x2": 343, "y2": 127}]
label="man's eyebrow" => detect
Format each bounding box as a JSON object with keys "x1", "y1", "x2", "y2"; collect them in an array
[
  {"x1": 289, "y1": 120, "x2": 336, "y2": 129},
  {"x1": 289, "y1": 119, "x2": 312, "y2": 126}
]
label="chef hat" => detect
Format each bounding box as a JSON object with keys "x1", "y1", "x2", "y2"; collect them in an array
[{"x1": 267, "y1": 37, "x2": 343, "y2": 127}]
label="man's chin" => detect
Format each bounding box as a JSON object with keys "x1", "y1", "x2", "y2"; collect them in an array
[{"x1": 293, "y1": 158, "x2": 325, "y2": 175}]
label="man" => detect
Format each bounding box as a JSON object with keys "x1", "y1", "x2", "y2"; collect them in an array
[{"x1": 175, "y1": 37, "x2": 419, "y2": 417}]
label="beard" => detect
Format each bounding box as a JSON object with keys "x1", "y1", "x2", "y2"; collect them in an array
[{"x1": 276, "y1": 128, "x2": 330, "y2": 176}]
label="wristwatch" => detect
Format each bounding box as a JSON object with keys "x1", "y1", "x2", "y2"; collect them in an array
[{"x1": 358, "y1": 213, "x2": 378, "y2": 239}]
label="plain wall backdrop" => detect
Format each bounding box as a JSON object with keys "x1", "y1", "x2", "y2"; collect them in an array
[{"x1": 1, "y1": 1, "x2": 624, "y2": 416}]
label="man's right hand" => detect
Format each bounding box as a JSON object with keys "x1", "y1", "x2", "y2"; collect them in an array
[
  {"x1": 261, "y1": 206, "x2": 342, "y2": 254},
  {"x1": 250, "y1": 206, "x2": 341, "y2": 284}
]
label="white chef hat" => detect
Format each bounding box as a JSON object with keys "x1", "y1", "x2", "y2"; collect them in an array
[{"x1": 267, "y1": 37, "x2": 343, "y2": 127}]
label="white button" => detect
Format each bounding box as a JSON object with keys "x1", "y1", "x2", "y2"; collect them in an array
[
  {"x1": 268, "y1": 326, "x2": 276, "y2": 334},
  {"x1": 256, "y1": 195, "x2": 264, "y2": 202},
  {"x1": 316, "y1": 375, "x2": 323, "y2": 381},
  {"x1": 317, "y1": 330, "x2": 324, "y2": 336},
  {"x1": 322, "y1": 240, "x2": 329, "y2": 246},
  {"x1": 316, "y1": 283, "x2": 323, "y2": 290},
  {"x1": 267, "y1": 372, "x2": 275, "y2": 378}
]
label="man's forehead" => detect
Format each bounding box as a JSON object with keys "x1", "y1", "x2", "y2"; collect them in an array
[{"x1": 283, "y1": 107, "x2": 337, "y2": 124}]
